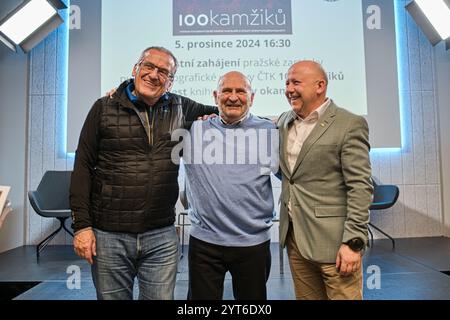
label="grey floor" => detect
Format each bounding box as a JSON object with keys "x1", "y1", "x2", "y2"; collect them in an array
[{"x1": 0, "y1": 237, "x2": 450, "y2": 300}]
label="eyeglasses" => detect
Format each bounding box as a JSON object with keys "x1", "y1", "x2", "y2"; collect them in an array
[{"x1": 138, "y1": 61, "x2": 174, "y2": 81}]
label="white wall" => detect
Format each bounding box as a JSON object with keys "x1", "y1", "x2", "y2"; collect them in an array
[
  {"x1": 435, "y1": 43, "x2": 450, "y2": 236},
  {"x1": 0, "y1": 17, "x2": 27, "y2": 252},
  {"x1": 27, "y1": 16, "x2": 72, "y2": 245},
  {"x1": 365, "y1": 2, "x2": 442, "y2": 239}
]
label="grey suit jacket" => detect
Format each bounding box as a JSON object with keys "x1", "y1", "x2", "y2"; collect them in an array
[{"x1": 278, "y1": 101, "x2": 373, "y2": 263}]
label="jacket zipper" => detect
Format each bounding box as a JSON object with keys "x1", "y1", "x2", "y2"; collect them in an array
[
  {"x1": 120, "y1": 92, "x2": 154, "y2": 147},
  {"x1": 144, "y1": 107, "x2": 154, "y2": 146},
  {"x1": 150, "y1": 107, "x2": 155, "y2": 146}
]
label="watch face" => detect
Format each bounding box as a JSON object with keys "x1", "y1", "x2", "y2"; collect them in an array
[{"x1": 350, "y1": 239, "x2": 364, "y2": 251}]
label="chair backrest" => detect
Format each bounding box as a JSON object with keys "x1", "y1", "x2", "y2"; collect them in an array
[
  {"x1": 370, "y1": 184, "x2": 399, "y2": 210},
  {"x1": 28, "y1": 171, "x2": 72, "y2": 217}
]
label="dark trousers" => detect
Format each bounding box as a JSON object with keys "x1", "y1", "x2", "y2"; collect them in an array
[{"x1": 188, "y1": 236, "x2": 271, "y2": 300}]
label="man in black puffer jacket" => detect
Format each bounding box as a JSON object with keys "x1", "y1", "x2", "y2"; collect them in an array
[{"x1": 70, "y1": 46, "x2": 217, "y2": 300}]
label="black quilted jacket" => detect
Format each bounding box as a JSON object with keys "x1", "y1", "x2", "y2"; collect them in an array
[{"x1": 70, "y1": 79, "x2": 217, "y2": 233}]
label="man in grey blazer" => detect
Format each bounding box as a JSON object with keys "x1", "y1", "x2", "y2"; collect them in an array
[{"x1": 277, "y1": 60, "x2": 373, "y2": 299}]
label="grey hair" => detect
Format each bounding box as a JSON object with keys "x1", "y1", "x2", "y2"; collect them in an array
[
  {"x1": 216, "y1": 71, "x2": 253, "y2": 92},
  {"x1": 137, "y1": 46, "x2": 179, "y2": 75},
  {"x1": 315, "y1": 62, "x2": 328, "y2": 85}
]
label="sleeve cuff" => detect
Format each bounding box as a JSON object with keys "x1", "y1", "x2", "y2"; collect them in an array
[{"x1": 74, "y1": 226, "x2": 93, "y2": 236}]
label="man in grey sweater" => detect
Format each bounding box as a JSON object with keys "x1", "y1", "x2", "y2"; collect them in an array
[{"x1": 182, "y1": 71, "x2": 279, "y2": 300}]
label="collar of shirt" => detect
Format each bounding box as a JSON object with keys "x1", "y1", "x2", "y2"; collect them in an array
[
  {"x1": 125, "y1": 82, "x2": 139, "y2": 103},
  {"x1": 219, "y1": 111, "x2": 250, "y2": 125},
  {"x1": 291, "y1": 98, "x2": 331, "y2": 124}
]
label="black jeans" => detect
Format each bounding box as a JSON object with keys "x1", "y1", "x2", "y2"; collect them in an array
[{"x1": 188, "y1": 236, "x2": 271, "y2": 300}]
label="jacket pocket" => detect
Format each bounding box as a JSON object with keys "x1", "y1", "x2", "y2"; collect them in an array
[
  {"x1": 314, "y1": 205, "x2": 347, "y2": 217},
  {"x1": 314, "y1": 144, "x2": 338, "y2": 149}
]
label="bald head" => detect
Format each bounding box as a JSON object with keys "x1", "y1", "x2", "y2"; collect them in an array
[
  {"x1": 285, "y1": 60, "x2": 328, "y2": 118},
  {"x1": 214, "y1": 71, "x2": 255, "y2": 124},
  {"x1": 289, "y1": 60, "x2": 328, "y2": 85},
  {"x1": 217, "y1": 71, "x2": 252, "y2": 91}
]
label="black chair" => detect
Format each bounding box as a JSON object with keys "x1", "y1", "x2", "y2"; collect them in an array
[
  {"x1": 369, "y1": 183, "x2": 400, "y2": 249},
  {"x1": 28, "y1": 171, "x2": 74, "y2": 259}
]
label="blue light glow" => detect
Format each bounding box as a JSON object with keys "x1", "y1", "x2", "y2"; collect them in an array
[
  {"x1": 60, "y1": 0, "x2": 75, "y2": 158},
  {"x1": 61, "y1": 0, "x2": 69, "y2": 157}
]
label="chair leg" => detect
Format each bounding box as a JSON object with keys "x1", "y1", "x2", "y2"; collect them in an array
[
  {"x1": 368, "y1": 227, "x2": 374, "y2": 248},
  {"x1": 36, "y1": 224, "x2": 63, "y2": 259},
  {"x1": 36, "y1": 217, "x2": 73, "y2": 260},
  {"x1": 177, "y1": 213, "x2": 187, "y2": 260},
  {"x1": 181, "y1": 213, "x2": 186, "y2": 256},
  {"x1": 61, "y1": 217, "x2": 74, "y2": 237},
  {"x1": 368, "y1": 223, "x2": 395, "y2": 249},
  {"x1": 279, "y1": 244, "x2": 284, "y2": 275}
]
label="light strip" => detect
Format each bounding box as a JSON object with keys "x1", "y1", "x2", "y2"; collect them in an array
[
  {"x1": 415, "y1": 0, "x2": 450, "y2": 40},
  {"x1": 61, "y1": 0, "x2": 71, "y2": 158},
  {"x1": 394, "y1": 0, "x2": 407, "y2": 152},
  {"x1": 0, "y1": 0, "x2": 57, "y2": 44}
]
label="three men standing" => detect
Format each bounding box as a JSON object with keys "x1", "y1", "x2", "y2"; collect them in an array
[{"x1": 71, "y1": 47, "x2": 372, "y2": 301}]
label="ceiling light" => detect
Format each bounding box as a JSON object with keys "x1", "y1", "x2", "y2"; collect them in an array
[{"x1": 0, "y1": 0, "x2": 67, "y2": 53}]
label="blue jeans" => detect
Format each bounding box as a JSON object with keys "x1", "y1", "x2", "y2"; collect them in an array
[{"x1": 92, "y1": 225, "x2": 179, "y2": 300}]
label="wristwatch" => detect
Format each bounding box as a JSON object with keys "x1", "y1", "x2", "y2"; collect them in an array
[{"x1": 344, "y1": 238, "x2": 365, "y2": 252}]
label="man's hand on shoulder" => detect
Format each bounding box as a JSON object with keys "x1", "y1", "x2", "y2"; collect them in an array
[{"x1": 105, "y1": 87, "x2": 117, "y2": 98}]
